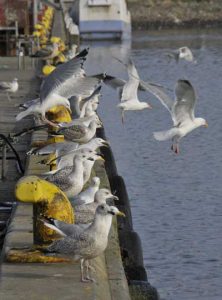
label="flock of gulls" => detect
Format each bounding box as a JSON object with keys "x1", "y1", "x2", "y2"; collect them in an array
[{"x1": 0, "y1": 33, "x2": 208, "y2": 282}]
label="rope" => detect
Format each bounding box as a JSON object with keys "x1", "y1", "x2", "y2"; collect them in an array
[{"x1": 0, "y1": 134, "x2": 24, "y2": 174}]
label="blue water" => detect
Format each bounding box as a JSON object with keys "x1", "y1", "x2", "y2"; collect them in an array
[{"x1": 84, "y1": 29, "x2": 222, "y2": 300}]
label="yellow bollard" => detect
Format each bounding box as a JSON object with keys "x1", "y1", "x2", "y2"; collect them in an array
[
  {"x1": 46, "y1": 105, "x2": 72, "y2": 123},
  {"x1": 15, "y1": 175, "x2": 74, "y2": 244}
]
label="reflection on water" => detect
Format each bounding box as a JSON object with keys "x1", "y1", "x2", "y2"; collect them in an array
[{"x1": 82, "y1": 29, "x2": 222, "y2": 300}]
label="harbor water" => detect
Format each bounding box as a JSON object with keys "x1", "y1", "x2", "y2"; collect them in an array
[{"x1": 84, "y1": 28, "x2": 222, "y2": 300}]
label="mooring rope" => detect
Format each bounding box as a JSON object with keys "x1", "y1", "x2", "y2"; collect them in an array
[{"x1": 0, "y1": 134, "x2": 24, "y2": 174}]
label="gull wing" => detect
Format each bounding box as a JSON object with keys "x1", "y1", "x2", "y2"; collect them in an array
[
  {"x1": 121, "y1": 59, "x2": 139, "y2": 101},
  {"x1": 103, "y1": 75, "x2": 126, "y2": 89},
  {"x1": 40, "y1": 48, "x2": 89, "y2": 102},
  {"x1": 47, "y1": 233, "x2": 94, "y2": 255},
  {"x1": 0, "y1": 81, "x2": 11, "y2": 90},
  {"x1": 140, "y1": 79, "x2": 174, "y2": 113},
  {"x1": 80, "y1": 85, "x2": 102, "y2": 106},
  {"x1": 58, "y1": 124, "x2": 87, "y2": 141},
  {"x1": 64, "y1": 75, "x2": 104, "y2": 99},
  {"x1": 172, "y1": 79, "x2": 196, "y2": 125}
]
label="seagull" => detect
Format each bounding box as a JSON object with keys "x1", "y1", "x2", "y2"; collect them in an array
[
  {"x1": 28, "y1": 141, "x2": 78, "y2": 156},
  {"x1": 74, "y1": 189, "x2": 119, "y2": 224},
  {"x1": 39, "y1": 214, "x2": 89, "y2": 239},
  {"x1": 48, "y1": 138, "x2": 108, "y2": 169},
  {"x1": 42, "y1": 204, "x2": 125, "y2": 282},
  {"x1": 166, "y1": 46, "x2": 195, "y2": 63},
  {"x1": 58, "y1": 113, "x2": 102, "y2": 129},
  {"x1": 16, "y1": 48, "x2": 105, "y2": 127},
  {"x1": 16, "y1": 47, "x2": 89, "y2": 125},
  {"x1": 153, "y1": 79, "x2": 208, "y2": 154},
  {"x1": 57, "y1": 119, "x2": 102, "y2": 144},
  {"x1": 30, "y1": 42, "x2": 59, "y2": 60},
  {"x1": 117, "y1": 59, "x2": 152, "y2": 123},
  {"x1": 28, "y1": 137, "x2": 109, "y2": 165},
  {"x1": 64, "y1": 44, "x2": 78, "y2": 60},
  {"x1": 71, "y1": 177, "x2": 101, "y2": 206},
  {"x1": 56, "y1": 149, "x2": 98, "y2": 170},
  {"x1": 44, "y1": 154, "x2": 91, "y2": 197},
  {"x1": 83, "y1": 153, "x2": 105, "y2": 184},
  {"x1": 0, "y1": 78, "x2": 18, "y2": 101}
]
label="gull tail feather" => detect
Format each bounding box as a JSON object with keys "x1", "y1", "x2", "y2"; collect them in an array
[
  {"x1": 39, "y1": 215, "x2": 67, "y2": 237},
  {"x1": 16, "y1": 105, "x2": 36, "y2": 121},
  {"x1": 153, "y1": 128, "x2": 179, "y2": 141}
]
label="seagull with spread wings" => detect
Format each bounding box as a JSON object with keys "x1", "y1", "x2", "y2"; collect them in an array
[
  {"x1": 152, "y1": 79, "x2": 208, "y2": 154},
  {"x1": 16, "y1": 48, "x2": 105, "y2": 126},
  {"x1": 116, "y1": 59, "x2": 152, "y2": 123}
]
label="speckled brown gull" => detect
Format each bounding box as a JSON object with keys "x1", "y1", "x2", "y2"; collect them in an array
[{"x1": 43, "y1": 204, "x2": 125, "y2": 282}]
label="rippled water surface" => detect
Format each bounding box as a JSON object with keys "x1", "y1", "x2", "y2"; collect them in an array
[{"x1": 84, "y1": 29, "x2": 222, "y2": 300}]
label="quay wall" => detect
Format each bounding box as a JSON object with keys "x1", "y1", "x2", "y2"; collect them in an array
[{"x1": 126, "y1": 0, "x2": 222, "y2": 29}]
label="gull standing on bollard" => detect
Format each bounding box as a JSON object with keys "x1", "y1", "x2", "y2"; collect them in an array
[
  {"x1": 16, "y1": 48, "x2": 105, "y2": 127},
  {"x1": 16, "y1": 49, "x2": 89, "y2": 126}
]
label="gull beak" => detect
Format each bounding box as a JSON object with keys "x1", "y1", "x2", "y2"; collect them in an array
[
  {"x1": 112, "y1": 195, "x2": 119, "y2": 201},
  {"x1": 102, "y1": 141, "x2": 109, "y2": 147},
  {"x1": 116, "y1": 211, "x2": 125, "y2": 217},
  {"x1": 67, "y1": 107, "x2": 72, "y2": 114},
  {"x1": 204, "y1": 122, "x2": 208, "y2": 128},
  {"x1": 98, "y1": 155, "x2": 105, "y2": 162},
  {"x1": 87, "y1": 157, "x2": 94, "y2": 161}
]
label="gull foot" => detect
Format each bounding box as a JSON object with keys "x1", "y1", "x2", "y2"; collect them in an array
[{"x1": 81, "y1": 277, "x2": 95, "y2": 283}]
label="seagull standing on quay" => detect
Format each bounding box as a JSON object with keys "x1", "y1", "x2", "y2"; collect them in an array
[
  {"x1": 0, "y1": 78, "x2": 19, "y2": 101},
  {"x1": 42, "y1": 204, "x2": 125, "y2": 282},
  {"x1": 153, "y1": 79, "x2": 208, "y2": 154}
]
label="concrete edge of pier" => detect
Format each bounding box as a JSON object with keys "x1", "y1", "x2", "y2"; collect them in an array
[
  {"x1": 0, "y1": 126, "x2": 131, "y2": 300},
  {"x1": 0, "y1": 2, "x2": 159, "y2": 299}
]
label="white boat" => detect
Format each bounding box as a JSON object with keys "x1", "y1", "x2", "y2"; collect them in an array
[{"x1": 69, "y1": 0, "x2": 131, "y2": 40}]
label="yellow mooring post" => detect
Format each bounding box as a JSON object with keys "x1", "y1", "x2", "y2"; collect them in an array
[{"x1": 15, "y1": 175, "x2": 74, "y2": 244}]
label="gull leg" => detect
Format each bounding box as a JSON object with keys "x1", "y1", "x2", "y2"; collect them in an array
[
  {"x1": 85, "y1": 260, "x2": 96, "y2": 282},
  {"x1": 174, "y1": 143, "x2": 179, "y2": 154},
  {"x1": 80, "y1": 259, "x2": 92, "y2": 283},
  {"x1": 7, "y1": 92, "x2": 11, "y2": 101},
  {"x1": 121, "y1": 109, "x2": 125, "y2": 125},
  {"x1": 41, "y1": 116, "x2": 59, "y2": 128}
]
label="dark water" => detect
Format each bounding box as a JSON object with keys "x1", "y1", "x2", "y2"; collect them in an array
[{"x1": 83, "y1": 29, "x2": 222, "y2": 300}]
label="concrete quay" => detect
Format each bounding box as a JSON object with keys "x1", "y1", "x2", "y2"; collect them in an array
[{"x1": 0, "y1": 4, "x2": 159, "y2": 300}]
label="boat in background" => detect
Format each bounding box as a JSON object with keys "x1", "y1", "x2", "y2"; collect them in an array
[{"x1": 69, "y1": 0, "x2": 131, "y2": 40}]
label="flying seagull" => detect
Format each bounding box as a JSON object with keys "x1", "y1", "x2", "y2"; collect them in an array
[
  {"x1": 117, "y1": 59, "x2": 152, "y2": 123},
  {"x1": 153, "y1": 79, "x2": 208, "y2": 154}
]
